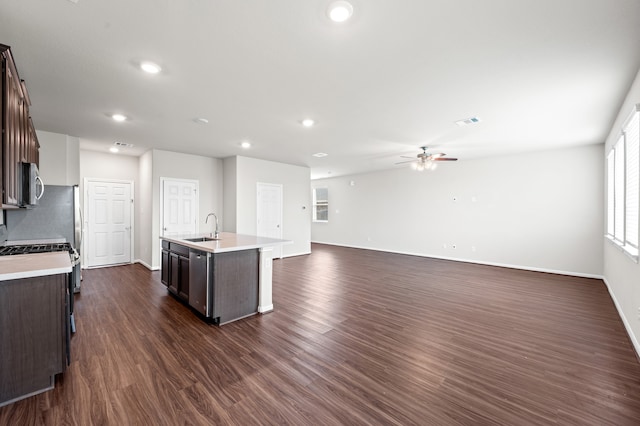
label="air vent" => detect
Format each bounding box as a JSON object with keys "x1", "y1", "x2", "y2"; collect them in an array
[
  {"x1": 114, "y1": 141, "x2": 134, "y2": 148},
  {"x1": 455, "y1": 116, "x2": 481, "y2": 127}
]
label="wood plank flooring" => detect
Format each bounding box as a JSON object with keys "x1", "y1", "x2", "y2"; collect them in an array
[{"x1": 2, "y1": 243, "x2": 640, "y2": 425}]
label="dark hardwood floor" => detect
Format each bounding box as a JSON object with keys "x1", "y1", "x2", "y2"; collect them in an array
[{"x1": 2, "y1": 243, "x2": 640, "y2": 425}]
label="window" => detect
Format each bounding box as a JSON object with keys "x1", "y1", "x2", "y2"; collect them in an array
[
  {"x1": 313, "y1": 187, "x2": 328, "y2": 222},
  {"x1": 607, "y1": 105, "x2": 640, "y2": 259}
]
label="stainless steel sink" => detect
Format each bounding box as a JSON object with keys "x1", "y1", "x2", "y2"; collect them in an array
[{"x1": 184, "y1": 237, "x2": 219, "y2": 242}]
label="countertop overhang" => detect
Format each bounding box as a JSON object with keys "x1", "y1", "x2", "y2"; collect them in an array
[
  {"x1": 161, "y1": 232, "x2": 292, "y2": 254},
  {"x1": 0, "y1": 252, "x2": 72, "y2": 281}
]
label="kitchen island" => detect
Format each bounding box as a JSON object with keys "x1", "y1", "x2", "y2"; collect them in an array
[
  {"x1": 160, "y1": 232, "x2": 290, "y2": 325},
  {"x1": 0, "y1": 252, "x2": 71, "y2": 407}
]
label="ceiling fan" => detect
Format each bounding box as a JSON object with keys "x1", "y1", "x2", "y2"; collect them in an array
[{"x1": 395, "y1": 146, "x2": 458, "y2": 171}]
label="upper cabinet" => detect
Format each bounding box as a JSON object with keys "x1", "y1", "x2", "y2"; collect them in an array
[{"x1": 1, "y1": 44, "x2": 40, "y2": 208}]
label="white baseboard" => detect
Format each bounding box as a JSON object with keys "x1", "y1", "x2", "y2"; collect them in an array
[
  {"x1": 310, "y1": 240, "x2": 604, "y2": 280},
  {"x1": 258, "y1": 304, "x2": 274, "y2": 313},
  {"x1": 135, "y1": 259, "x2": 159, "y2": 271},
  {"x1": 602, "y1": 277, "x2": 640, "y2": 360},
  {"x1": 281, "y1": 251, "x2": 311, "y2": 259}
]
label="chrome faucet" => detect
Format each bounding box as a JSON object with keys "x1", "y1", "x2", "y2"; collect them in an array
[{"x1": 205, "y1": 213, "x2": 219, "y2": 239}]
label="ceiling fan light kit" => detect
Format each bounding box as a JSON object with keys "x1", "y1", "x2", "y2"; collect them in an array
[{"x1": 397, "y1": 146, "x2": 458, "y2": 171}]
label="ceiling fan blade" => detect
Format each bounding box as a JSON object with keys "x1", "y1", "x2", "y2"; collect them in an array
[
  {"x1": 433, "y1": 157, "x2": 458, "y2": 161},
  {"x1": 430, "y1": 153, "x2": 446, "y2": 159},
  {"x1": 395, "y1": 160, "x2": 417, "y2": 165},
  {"x1": 399, "y1": 155, "x2": 417, "y2": 159}
]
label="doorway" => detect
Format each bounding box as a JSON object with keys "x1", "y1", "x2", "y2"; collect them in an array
[
  {"x1": 161, "y1": 178, "x2": 199, "y2": 236},
  {"x1": 84, "y1": 179, "x2": 133, "y2": 267},
  {"x1": 257, "y1": 182, "x2": 283, "y2": 259}
]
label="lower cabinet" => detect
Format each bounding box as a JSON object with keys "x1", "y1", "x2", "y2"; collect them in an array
[
  {"x1": 0, "y1": 273, "x2": 69, "y2": 407},
  {"x1": 161, "y1": 241, "x2": 190, "y2": 302}
]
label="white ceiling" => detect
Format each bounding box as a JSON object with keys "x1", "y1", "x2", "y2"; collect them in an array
[{"x1": 1, "y1": 0, "x2": 639, "y2": 179}]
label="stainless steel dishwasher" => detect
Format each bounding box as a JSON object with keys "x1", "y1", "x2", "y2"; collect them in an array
[{"x1": 188, "y1": 249, "x2": 209, "y2": 316}]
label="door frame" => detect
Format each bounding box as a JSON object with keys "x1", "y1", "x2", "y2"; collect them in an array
[
  {"x1": 83, "y1": 178, "x2": 135, "y2": 268},
  {"x1": 159, "y1": 177, "x2": 200, "y2": 238},
  {"x1": 256, "y1": 182, "x2": 283, "y2": 259}
]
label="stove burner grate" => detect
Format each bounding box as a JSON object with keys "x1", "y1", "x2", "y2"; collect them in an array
[{"x1": 0, "y1": 242, "x2": 74, "y2": 256}]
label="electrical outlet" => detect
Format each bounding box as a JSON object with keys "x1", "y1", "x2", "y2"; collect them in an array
[
  {"x1": 443, "y1": 243, "x2": 447, "y2": 249},
  {"x1": 471, "y1": 246, "x2": 476, "y2": 252}
]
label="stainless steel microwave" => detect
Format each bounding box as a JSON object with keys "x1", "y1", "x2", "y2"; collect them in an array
[{"x1": 20, "y1": 162, "x2": 44, "y2": 207}]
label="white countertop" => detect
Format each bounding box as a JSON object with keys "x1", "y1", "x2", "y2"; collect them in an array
[
  {"x1": 161, "y1": 232, "x2": 292, "y2": 254},
  {"x1": 0, "y1": 252, "x2": 72, "y2": 281}
]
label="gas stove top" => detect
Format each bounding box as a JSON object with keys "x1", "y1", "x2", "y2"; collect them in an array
[{"x1": 0, "y1": 242, "x2": 75, "y2": 256}]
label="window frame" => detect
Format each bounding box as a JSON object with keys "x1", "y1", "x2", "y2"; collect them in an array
[
  {"x1": 606, "y1": 104, "x2": 640, "y2": 261},
  {"x1": 312, "y1": 187, "x2": 329, "y2": 223}
]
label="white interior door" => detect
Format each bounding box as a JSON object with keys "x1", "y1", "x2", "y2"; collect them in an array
[
  {"x1": 257, "y1": 183, "x2": 283, "y2": 259},
  {"x1": 161, "y1": 178, "x2": 198, "y2": 236},
  {"x1": 86, "y1": 180, "x2": 133, "y2": 267}
]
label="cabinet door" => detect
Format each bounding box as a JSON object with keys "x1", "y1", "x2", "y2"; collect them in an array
[
  {"x1": 0, "y1": 53, "x2": 3, "y2": 190},
  {"x1": 178, "y1": 255, "x2": 190, "y2": 301},
  {"x1": 3, "y1": 58, "x2": 20, "y2": 205},
  {"x1": 27, "y1": 117, "x2": 39, "y2": 165},
  {"x1": 161, "y1": 250, "x2": 170, "y2": 286},
  {"x1": 0, "y1": 273, "x2": 67, "y2": 405},
  {"x1": 169, "y1": 253, "x2": 179, "y2": 295}
]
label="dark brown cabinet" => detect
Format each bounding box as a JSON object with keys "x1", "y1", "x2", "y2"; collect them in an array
[
  {"x1": 0, "y1": 273, "x2": 69, "y2": 406},
  {"x1": 1, "y1": 44, "x2": 40, "y2": 208},
  {"x1": 161, "y1": 240, "x2": 190, "y2": 302}
]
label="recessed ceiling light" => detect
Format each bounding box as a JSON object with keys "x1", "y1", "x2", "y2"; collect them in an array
[
  {"x1": 328, "y1": 1, "x2": 353, "y2": 22},
  {"x1": 241, "y1": 141, "x2": 251, "y2": 149},
  {"x1": 313, "y1": 152, "x2": 328, "y2": 157},
  {"x1": 194, "y1": 118, "x2": 209, "y2": 124},
  {"x1": 112, "y1": 113, "x2": 127, "y2": 122},
  {"x1": 301, "y1": 118, "x2": 315, "y2": 127},
  {"x1": 140, "y1": 61, "x2": 161, "y2": 74},
  {"x1": 455, "y1": 116, "x2": 481, "y2": 127},
  {"x1": 109, "y1": 147, "x2": 119, "y2": 153}
]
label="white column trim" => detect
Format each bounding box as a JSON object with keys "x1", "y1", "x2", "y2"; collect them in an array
[{"x1": 258, "y1": 247, "x2": 274, "y2": 313}]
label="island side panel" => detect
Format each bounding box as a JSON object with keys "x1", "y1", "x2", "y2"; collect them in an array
[{"x1": 212, "y1": 249, "x2": 259, "y2": 324}]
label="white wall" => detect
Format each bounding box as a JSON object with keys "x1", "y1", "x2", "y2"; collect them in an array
[
  {"x1": 149, "y1": 149, "x2": 224, "y2": 268},
  {"x1": 603, "y1": 67, "x2": 640, "y2": 355},
  {"x1": 80, "y1": 149, "x2": 139, "y2": 183},
  {"x1": 223, "y1": 156, "x2": 237, "y2": 232},
  {"x1": 312, "y1": 144, "x2": 604, "y2": 277},
  {"x1": 37, "y1": 130, "x2": 79, "y2": 185},
  {"x1": 233, "y1": 156, "x2": 311, "y2": 257},
  {"x1": 138, "y1": 151, "x2": 153, "y2": 268}
]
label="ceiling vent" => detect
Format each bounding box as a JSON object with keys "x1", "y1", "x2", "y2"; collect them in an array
[
  {"x1": 114, "y1": 141, "x2": 134, "y2": 148},
  {"x1": 455, "y1": 116, "x2": 481, "y2": 127}
]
